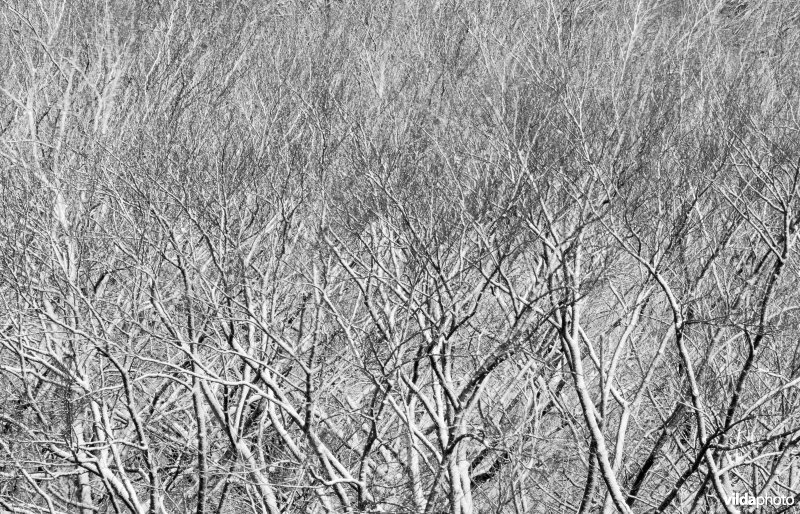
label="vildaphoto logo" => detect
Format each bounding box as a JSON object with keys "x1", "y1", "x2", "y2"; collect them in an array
[{"x1": 725, "y1": 492, "x2": 795, "y2": 507}]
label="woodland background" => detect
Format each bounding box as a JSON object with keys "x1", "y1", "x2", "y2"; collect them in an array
[{"x1": 1, "y1": 0, "x2": 799, "y2": 512}]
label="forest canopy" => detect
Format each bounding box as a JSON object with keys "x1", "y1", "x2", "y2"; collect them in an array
[{"x1": 1, "y1": 0, "x2": 799, "y2": 512}]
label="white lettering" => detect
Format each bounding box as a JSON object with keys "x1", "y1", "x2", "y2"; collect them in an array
[{"x1": 726, "y1": 493, "x2": 794, "y2": 507}]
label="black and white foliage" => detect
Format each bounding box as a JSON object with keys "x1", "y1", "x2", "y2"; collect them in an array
[{"x1": 1, "y1": 1, "x2": 799, "y2": 513}]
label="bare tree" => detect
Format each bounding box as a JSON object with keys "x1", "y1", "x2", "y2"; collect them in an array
[{"x1": 1, "y1": 0, "x2": 799, "y2": 513}]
